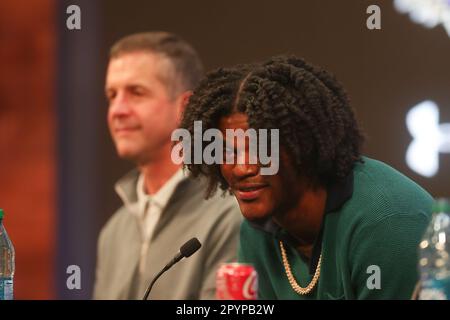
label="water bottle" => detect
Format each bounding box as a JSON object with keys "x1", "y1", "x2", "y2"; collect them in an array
[
  {"x1": 418, "y1": 198, "x2": 450, "y2": 300},
  {"x1": 0, "y1": 209, "x2": 15, "y2": 300}
]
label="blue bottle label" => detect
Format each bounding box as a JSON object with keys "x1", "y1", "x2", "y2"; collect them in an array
[
  {"x1": 0, "y1": 278, "x2": 13, "y2": 300},
  {"x1": 419, "y1": 277, "x2": 450, "y2": 300}
]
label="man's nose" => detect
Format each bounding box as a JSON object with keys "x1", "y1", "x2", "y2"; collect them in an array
[
  {"x1": 109, "y1": 92, "x2": 132, "y2": 116},
  {"x1": 232, "y1": 163, "x2": 259, "y2": 179},
  {"x1": 232, "y1": 151, "x2": 259, "y2": 178}
]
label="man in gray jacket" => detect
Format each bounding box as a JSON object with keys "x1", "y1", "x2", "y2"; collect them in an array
[{"x1": 93, "y1": 32, "x2": 241, "y2": 299}]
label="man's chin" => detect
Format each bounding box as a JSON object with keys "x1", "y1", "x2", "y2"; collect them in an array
[
  {"x1": 116, "y1": 148, "x2": 141, "y2": 162},
  {"x1": 239, "y1": 204, "x2": 271, "y2": 222}
]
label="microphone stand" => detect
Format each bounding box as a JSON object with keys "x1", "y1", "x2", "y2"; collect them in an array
[
  {"x1": 141, "y1": 237, "x2": 201, "y2": 300},
  {"x1": 142, "y1": 266, "x2": 168, "y2": 300}
]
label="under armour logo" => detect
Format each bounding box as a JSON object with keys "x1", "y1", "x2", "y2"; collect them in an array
[
  {"x1": 406, "y1": 100, "x2": 450, "y2": 177},
  {"x1": 394, "y1": 0, "x2": 450, "y2": 37}
]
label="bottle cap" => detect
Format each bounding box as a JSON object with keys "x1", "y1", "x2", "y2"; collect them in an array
[
  {"x1": 0, "y1": 208, "x2": 3, "y2": 219},
  {"x1": 433, "y1": 198, "x2": 450, "y2": 214}
]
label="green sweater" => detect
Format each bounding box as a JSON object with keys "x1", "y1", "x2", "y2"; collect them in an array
[{"x1": 238, "y1": 157, "x2": 433, "y2": 299}]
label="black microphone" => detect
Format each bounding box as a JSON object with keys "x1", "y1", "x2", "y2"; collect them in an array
[{"x1": 142, "y1": 237, "x2": 202, "y2": 300}]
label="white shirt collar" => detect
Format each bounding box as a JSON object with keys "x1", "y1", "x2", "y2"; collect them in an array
[{"x1": 136, "y1": 168, "x2": 186, "y2": 218}]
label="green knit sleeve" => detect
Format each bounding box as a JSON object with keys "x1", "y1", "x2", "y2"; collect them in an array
[{"x1": 349, "y1": 212, "x2": 429, "y2": 299}]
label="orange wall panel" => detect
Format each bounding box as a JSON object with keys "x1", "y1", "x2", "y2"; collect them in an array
[{"x1": 0, "y1": 0, "x2": 56, "y2": 299}]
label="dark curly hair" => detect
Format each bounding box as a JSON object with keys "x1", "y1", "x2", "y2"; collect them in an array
[{"x1": 180, "y1": 55, "x2": 364, "y2": 197}]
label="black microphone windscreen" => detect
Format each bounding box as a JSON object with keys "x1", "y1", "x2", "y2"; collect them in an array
[{"x1": 180, "y1": 238, "x2": 202, "y2": 258}]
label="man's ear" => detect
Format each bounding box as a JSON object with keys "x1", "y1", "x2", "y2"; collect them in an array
[{"x1": 175, "y1": 90, "x2": 193, "y2": 124}]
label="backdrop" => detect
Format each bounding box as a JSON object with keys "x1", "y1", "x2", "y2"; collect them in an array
[{"x1": 1, "y1": 0, "x2": 448, "y2": 299}]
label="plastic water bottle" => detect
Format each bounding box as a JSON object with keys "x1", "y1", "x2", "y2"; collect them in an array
[
  {"x1": 0, "y1": 209, "x2": 15, "y2": 300},
  {"x1": 418, "y1": 199, "x2": 450, "y2": 300}
]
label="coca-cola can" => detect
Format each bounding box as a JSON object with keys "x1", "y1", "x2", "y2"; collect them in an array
[{"x1": 216, "y1": 263, "x2": 258, "y2": 300}]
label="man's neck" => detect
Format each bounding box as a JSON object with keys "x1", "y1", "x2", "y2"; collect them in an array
[
  {"x1": 274, "y1": 186, "x2": 327, "y2": 258},
  {"x1": 138, "y1": 146, "x2": 181, "y2": 195}
]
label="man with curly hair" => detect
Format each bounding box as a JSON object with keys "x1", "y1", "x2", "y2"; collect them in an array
[{"x1": 179, "y1": 55, "x2": 433, "y2": 299}]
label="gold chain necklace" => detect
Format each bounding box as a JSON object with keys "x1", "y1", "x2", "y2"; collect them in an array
[{"x1": 279, "y1": 240, "x2": 322, "y2": 295}]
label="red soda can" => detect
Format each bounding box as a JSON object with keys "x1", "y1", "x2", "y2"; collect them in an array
[{"x1": 216, "y1": 263, "x2": 258, "y2": 300}]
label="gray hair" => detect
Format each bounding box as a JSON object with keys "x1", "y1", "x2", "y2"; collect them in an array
[{"x1": 110, "y1": 31, "x2": 204, "y2": 97}]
